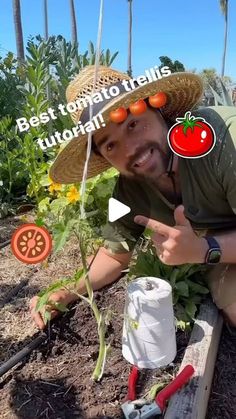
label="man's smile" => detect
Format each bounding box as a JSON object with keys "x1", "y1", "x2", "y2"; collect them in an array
[{"x1": 133, "y1": 147, "x2": 154, "y2": 168}]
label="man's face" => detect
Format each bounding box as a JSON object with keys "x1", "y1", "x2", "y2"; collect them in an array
[{"x1": 93, "y1": 107, "x2": 171, "y2": 180}]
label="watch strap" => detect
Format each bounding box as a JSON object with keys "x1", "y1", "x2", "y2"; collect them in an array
[
  {"x1": 203, "y1": 236, "x2": 220, "y2": 250},
  {"x1": 203, "y1": 236, "x2": 221, "y2": 264}
]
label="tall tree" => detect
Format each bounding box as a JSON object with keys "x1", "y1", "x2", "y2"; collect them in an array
[
  {"x1": 69, "y1": 0, "x2": 78, "y2": 48},
  {"x1": 159, "y1": 56, "x2": 185, "y2": 73},
  {"x1": 127, "y1": 0, "x2": 133, "y2": 77},
  {"x1": 220, "y1": 0, "x2": 229, "y2": 77},
  {"x1": 12, "y1": 0, "x2": 25, "y2": 62},
  {"x1": 43, "y1": 0, "x2": 49, "y2": 40}
]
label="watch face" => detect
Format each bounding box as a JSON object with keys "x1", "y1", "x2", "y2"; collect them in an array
[{"x1": 208, "y1": 249, "x2": 221, "y2": 264}]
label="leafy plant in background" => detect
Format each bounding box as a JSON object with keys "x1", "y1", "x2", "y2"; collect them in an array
[
  {"x1": 0, "y1": 52, "x2": 25, "y2": 120},
  {"x1": 199, "y1": 68, "x2": 234, "y2": 107},
  {"x1": 17, "y1": 40, "x2": 55, "y2": 203},
  {"x1": 37, "y1": 167, "x2": 118, "y2": 250},
  {"x1": 0, "y1": 117, "x2": 28, "y2": 203},
  {"x1": 128, "y1": 240, "x2": 209, "y2": 329},
  {"x1": 0, "y1": 35, "x2": 119, "y2": 215},
  {"x1": 209, "y1": 78, "x2": 234, "y2": 106}
]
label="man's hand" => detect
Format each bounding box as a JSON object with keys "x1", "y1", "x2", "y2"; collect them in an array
[
  {"x1": 30, "y1": 246, "x2": 133, "y2": 329},
  {"x1": 29, "y1": 290, "x2": 77, "y2": 330},
  {"x1": 134, "y1": 205, "x2": 208, "y2": 265}
]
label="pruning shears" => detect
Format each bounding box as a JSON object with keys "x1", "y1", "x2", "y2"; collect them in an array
[{"x1": 121, "y1": 364, "x2": 194, "y2": 418}]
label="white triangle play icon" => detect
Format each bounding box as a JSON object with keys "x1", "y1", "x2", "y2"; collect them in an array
[{"x1": 108, "y1": 198, "x2": 131, "y2": 222}]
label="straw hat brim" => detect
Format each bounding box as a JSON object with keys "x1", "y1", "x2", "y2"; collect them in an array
[{"x1": 50, "y1": 72, "x2": 203, "y2": 184}]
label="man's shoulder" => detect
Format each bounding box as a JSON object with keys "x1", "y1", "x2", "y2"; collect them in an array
[
  {"x1": 193, "y1": 106, "x2": 236, "y2": 130},
  {"x1": 193, "y1": 106, "x2": 236, "y2": 153}
]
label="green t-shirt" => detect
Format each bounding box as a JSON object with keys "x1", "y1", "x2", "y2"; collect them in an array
[{"x1": 102, "y1": 106, "x2": 236, "y2": 253}]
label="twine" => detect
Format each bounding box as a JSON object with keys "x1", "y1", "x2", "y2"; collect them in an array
[{"x1": 80, "y1": 0, "x2": 104, "y2": 219}]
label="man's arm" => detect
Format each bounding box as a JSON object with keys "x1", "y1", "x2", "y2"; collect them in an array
[
  {"x1": 30, "y1": 246, "x2": 133, "y2": 329},
  {"x1": 78, "y1": 246, "x2": 132, "y2": 294},
  {"x1": 212, "y1": 229, "x2": 236, "y2": 264}
]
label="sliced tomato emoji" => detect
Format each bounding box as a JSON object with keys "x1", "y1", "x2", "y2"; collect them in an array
[
  {"x1": 11, "y1": 224, "x2": 52, "y2": 264},
  {"x1": 167, "y1": 111, "x2": 216, "y2": 158},
  {"x1": 109, "y1": 107, "x2": 128, "y2": 123},
  {"x1": 129, "y1": 99, "x2": 147, "y2": 115}
]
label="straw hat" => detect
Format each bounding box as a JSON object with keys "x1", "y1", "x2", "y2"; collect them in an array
[{"x1": 50, "y1": 65, "x2": 203, "y2": 184}]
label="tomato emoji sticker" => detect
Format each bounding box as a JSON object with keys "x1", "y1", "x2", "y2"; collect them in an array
[
  {"x1": 11, "y1": 224, "x2": 52, "y2": 264},
  {"x1": 167, "y1": 111, "x2": 216, "y2": 158}
]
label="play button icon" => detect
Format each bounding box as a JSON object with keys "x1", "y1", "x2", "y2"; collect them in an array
[{"x1": 108, "y1": 198, "x2": 131, "y2": 222}]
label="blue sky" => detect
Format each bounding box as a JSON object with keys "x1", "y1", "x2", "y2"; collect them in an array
[{"x1": 1, "y1": 0, "x2": 236, "y2": 81}]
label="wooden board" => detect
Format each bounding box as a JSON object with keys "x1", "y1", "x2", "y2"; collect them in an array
[{"x1": 164, "y1": 298, "x2": 223, "y2": 419}]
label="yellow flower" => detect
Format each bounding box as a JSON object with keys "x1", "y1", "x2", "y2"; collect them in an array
[
  {"x1": 66, "y1": 186, "x2": 80, "y2": 203},
  {"x1": 48, "y1": 182, "x2": 62, "y2": 194}
]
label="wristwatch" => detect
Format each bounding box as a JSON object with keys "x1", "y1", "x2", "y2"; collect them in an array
[{"x1": 203, "y1": 236, "x2": 221, "y2": 265}]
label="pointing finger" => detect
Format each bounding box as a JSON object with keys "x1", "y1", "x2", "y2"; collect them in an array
[{"x1": 134, "y1": 215, "x2": 172, "y2": 236}]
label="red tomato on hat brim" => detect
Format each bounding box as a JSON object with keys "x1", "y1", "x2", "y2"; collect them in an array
[
  {"x1": 149, "y1": 92, "x2": 167, "y2": 108},
  {"x1": 129, "y1": 99, "x2": 147, "y2": 115},
  {"x1": 109, "y1": 107, "x2": 128, "y2": 123}
]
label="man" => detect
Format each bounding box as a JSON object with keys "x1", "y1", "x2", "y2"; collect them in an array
[{"x1": 30, "y1": 65, "x2": 236, "y2": 330}]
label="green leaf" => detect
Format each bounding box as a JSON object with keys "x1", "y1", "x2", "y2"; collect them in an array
[
  {"x1": 186, "y1": 279, "x2": 209, "y2": 295},
  {"x1": 185, "y1": 301, "x2": 197, "y2": 319},
  {"x1": 74, "y1": 268, "x2": 85, "y2": 283},
  {"x1": 36, "y1": 293, "x2": 50, "y2": 312},
  {"x1": 38, "y1": 197, "x2": 50, "y2": 213},
  {"x1": 175, "y1": 319, "x2": 190, "y2": 331},
  {"x1": 174, "y1": 303, "x2": 191, "y2": 323},
  {"x1": 175, "y1": 281, "x2": 189, "y2": 297},
  {"x1": 53, "y1": 223, "x2": 72, "y2": 252},
  {"x1": 50, "y1": 197, "x2": 68, "y2": 215},
  {"x1": 169, "y1": 268, "x2": 179, "y2": 287},
  {"x1": 86, "y1": 195, "x2": 94, "y2": 205},
  {"x1": 53, "y1": 302, "x2": 69, "y2": 313},
  {"x1": 39, "y1": 174, "x2": 51, "y2": 186},
  {"x1": 35, "y1": 218, "x2": 45, "y2": 227},
  {"x1": 43, "y1": 310, "x2": 52, "y2": 324}
]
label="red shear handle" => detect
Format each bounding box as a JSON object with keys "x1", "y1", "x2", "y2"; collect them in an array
[
  {"x1": 127, "y1": 366, "x2": 139, "y2": 401},
  {"x1": 155, "y1": 364, "x2": 194, "y2": 412}
]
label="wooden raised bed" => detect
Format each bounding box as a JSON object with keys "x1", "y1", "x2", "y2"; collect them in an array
[{"x1": 165, "y1": 298, "x2": 223, "y2": 419}]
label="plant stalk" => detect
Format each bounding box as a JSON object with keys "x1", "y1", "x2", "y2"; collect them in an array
[{"x1": 77, "y1": 231, "x2": 107, "y2": 381}]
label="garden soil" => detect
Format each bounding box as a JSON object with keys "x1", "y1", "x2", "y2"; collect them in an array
[
  {"x1": 1, "y1": 217, "x2": 236, "y2": 418},
  {"x1": 207, "y1": 325, "x2": 236, "y2": 419},
  {"x1": 0, "y1": 276, "x2": 189, "y2": 419},
  {"x1": 0, "y1": 219, "x2": 189, "y2": 419}
]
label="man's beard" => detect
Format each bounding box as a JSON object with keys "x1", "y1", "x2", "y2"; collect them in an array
[{"x1": 124, "y1": 140, "x2": 172, "y2": 181}]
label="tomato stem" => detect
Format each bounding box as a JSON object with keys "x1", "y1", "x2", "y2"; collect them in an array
[{"x1": 176, "y1": 111, "x2": 205, "y2": 135}]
